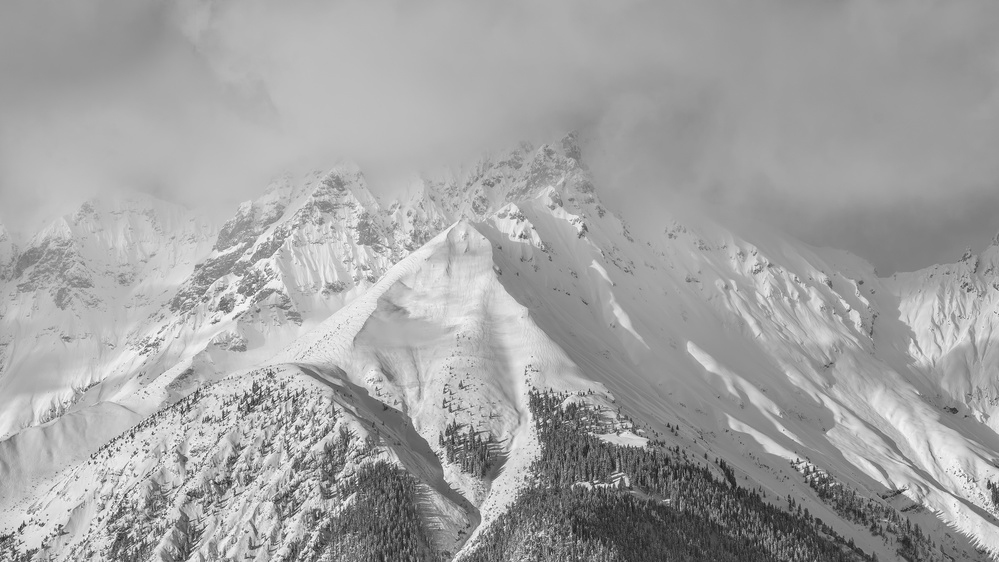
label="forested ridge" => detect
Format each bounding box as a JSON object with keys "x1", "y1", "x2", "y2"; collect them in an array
[
  {"x1": 464, "y1": 391, "x2": 872, "y2": 562},
  {"x1": 0, "y1": 379, "x2": 962, "y2": 562},
  {"x1": 792, "y1": 459, "x2": 945, "y2": 561},
  {"x1": 0, "y1": 370, "x2": 441, "y2": 562},
  {"x1": 286, "y1": 461, "x2": 442, "y2": 562}
]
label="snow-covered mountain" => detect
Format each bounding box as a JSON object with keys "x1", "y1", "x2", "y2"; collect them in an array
[{"x1": 2, "y1": 134, "x2": 999, "y2": 561}]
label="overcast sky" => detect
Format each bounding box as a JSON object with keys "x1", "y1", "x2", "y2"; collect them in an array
[{"x1": 2, "y1": 0, "x2": 998, "y2": 273}]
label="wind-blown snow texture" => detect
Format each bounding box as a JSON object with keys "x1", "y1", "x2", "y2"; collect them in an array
[{"x1": 2, "y1": 134, "x2": 999, "y2": 560}]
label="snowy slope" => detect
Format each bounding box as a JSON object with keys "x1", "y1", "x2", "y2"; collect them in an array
[
  {"x1": 3, "y1": 134, "x2": 999, "y2": 560},
  {"x1": 886, "y1": 240, "x2": 999, "y2": 416},
  {"x1": 0, "y1": 365, "x2": 475, "y2": 560},
  {"x1": 0, "y1": 195, "x2": 217, "y2": 439},
  {"x1": 471, "y1": 195, "x2": 999, "y2": 558},
  {"x1": 283, "y1": 221, "x2": 606, "y2": 543}
]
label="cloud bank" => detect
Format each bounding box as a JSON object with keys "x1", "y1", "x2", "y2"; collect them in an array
[{"x1": 1, "y1": 0, "x2": 998, "y2": 272}]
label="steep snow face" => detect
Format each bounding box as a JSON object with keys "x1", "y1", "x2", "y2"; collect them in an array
[
  {"x1": 284, "y1": 221, "x2": 604, "y2": 540},
  {"x1": 886, "y1": 240, "x2": 999, "y2": 420}
]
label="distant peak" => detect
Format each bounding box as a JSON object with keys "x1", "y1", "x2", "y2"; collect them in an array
[
  {"x1": 525, "y1": 131, "x2": 584, "y2": 166},
  {"x1": 394, "y1": 175, "x2": 433, "y2": 206},
  {"x1": 70, "y1": 191, "x2": 192, "y2": 223},
  {"x1": 560, "y1": 131, "x2": 582, "y2": 162},
  {"x1": 327, "y1": 161, "x2": 363, "y2": 176},
  {"x1": 255, "y1": 163, "x2": 367, "y2": 208}
]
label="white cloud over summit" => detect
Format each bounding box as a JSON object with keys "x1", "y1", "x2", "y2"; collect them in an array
[{"x1": 2, "y1": 0, "x2": 998, "y2": 272}]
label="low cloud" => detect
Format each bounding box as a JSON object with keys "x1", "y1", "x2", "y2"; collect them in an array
[{"x1": 1, "y1": 0, "x2": 998, "y2": 272}]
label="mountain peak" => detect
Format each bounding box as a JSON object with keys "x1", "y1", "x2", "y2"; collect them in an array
[
  {"x1": 560, "y1": 130, "x2": 583, "y2": 162},
  {"x1": 71, "y1": 191, "x2": 188, "y2": 219}
]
